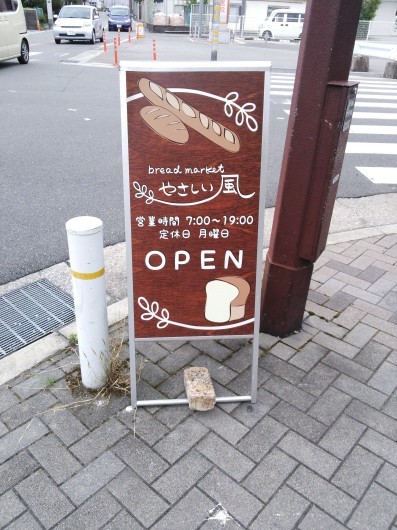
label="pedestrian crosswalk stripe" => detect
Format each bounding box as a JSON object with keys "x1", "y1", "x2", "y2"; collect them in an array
[
  {"x1": 354, "y1": 102, "x2": 397, "y2": 109},
  {"x1": 346, "y1": 143, "x2": 397, "y2": 155},
  {"x1": 352, "y1": 112, "x2": 397, "y2": 120},
  {"x1": 356, "y1": 167, "x2": 397, "y2": 184},
  {"x1": 349, "y1": 125, "x2": 397, "y2": 135},
  {"x1": 356, "y1": 94, "x2": 397, "y2": 100}
]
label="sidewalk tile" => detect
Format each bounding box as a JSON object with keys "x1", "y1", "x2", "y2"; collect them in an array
[
  {"x1": 194, "y1": 408, "x2": 248, "y2": 445},
  {"x1": 6, "y1": 512, "x2": 42, "y2": 530},
  {"x1": 379, "y1": 291, "x2": 397, "y2": 312},
  {"x1": 140, "y1": 361, "x2": 169, "y2": 387},
  {"x1": 298, "y1": 363, "x2": 339, "y2": 397},
  {"x1": 298, "y1": 506, "x2": 346, "y2": 530},
  {"x1": 29, "y1": 434, "x2": 82, "y2": 484},
  {"x1": 191, "y1": 355, "x2": 237, "y2": 386},
  {"x1": 368, "y1": 361, "x2": 397, "y2": 395},
  {"x1": 12, "y1": 369, "x2": 63, "y2": 399},
  {"x1": 0, "y1": 490, "x2": 26, "y2": 528},
  {"x1": 112, "y1": 436, "x2": 169, "y2": 483},
  {"x1": 119, "y1": 407, "x2": 169, "y2": 446},
  {"x1": 191, "y1": 339, "x2": 232, "y2": 361},
  {"x1": 347, "y1": 483, "x2": 397, "y2": 530},
  {"x1": 278, "y1": 431, "x2": 340, "y2": 479},
  {"x1": 227, "y1": 366, "x2": 270, "y2": 396},
  {"x1": 237, "y1": 415, "x2": 288, "y2": 462},
  {"x1": 325, "y1": 291, "x2": 356, "y2": 312},
  {"x1": 376, "y1": 463, "x2": 397, "y2": 494},
  {"x1": 107, "y1": 469, "x2": 169, "y2": 528},
  {"x1": 363, "y1": 314, "x2": 397, "y2": 338},
  {"x1": 319, "y1": 414, "x2": 366, "y2": 459},
  {"x1": 308, "y1": 387, "x2": 351, "y2": 426},
  {"x1": 305, "y1": 301, "x2": 338, "y2": 321},
  {"x1": 61, "y1": 451, "x2": 125, "y2": 505},
  {"x1": 243, "y1": 448, "x2": 297, "y2": 503},
  {"x1": 74, "y1": 394, "x2": 130, "y2": 430},
  {"x1": 353, "y1": 340, "x2": 391, "y2": 371},
  {"x1": 136, "y1": 342, "x2": 168, "y2": 362},
  {"x1": 375, "y1": 331, "x2": 397, "y2": 350},
  {"x1": 0, "y1": 451, "x2": 39, "y2": 495},
  {"x1": 223, "y1": 344, "x2": 254, "y2": 372},
  {"x1": 0, "y1": 418, "x2": 48, "y2": 465},
  {"x1": 306, "y1": 316, "x2": 347, "y2": 339},
  {"x1": 200, "y1": 468, "x2": 263, "y2": 527},
  {"x1": 383, "y1": 396, "x2": 397, "y2": 420},
  {"x1": 69, "y1": 417, "x2": 128, "y2": 464},
  {"x1": 250, "y1": 485, "x2": 309, "y2": 530},
  {"x1": 314, "y1": 333, "x2": 359, "y2": 359},
  {"x1": 342, "y1": 285, "x2": 381, "y2": 305},
  {"x1": 0, "y1": 387, "x2": 19, "y2": 414},
  {"x1": 323, "y1": 352, "x2": 372, "y2": 382},
  {"x1": 333, "y1": 307, "x2": 366, "y2": 330},
  {"x1": 103, "y1": 510, "x2": 143, "y2": 529},
  {"x1": 312, "y1": 265, "x2": 338, "y2": 283},
  {"x1": 0, "y1": 391, "x2": 57, "y2": 430},
  {"x1": 271, "y1": 402, "x2": 328, "y2": 442},
  {"x1": 151, "y1": 488, "x2": 212, "y2": 530},
  {"x1": 368, "y1": 277, "x2": 396, "y2": 297},
  {"x1": 16, "y1": 469, "x2": 73, "y2": 528},
  {"x1": 0, "y1": 420, "x2": 8, "y2": 437},
  {"x1": 152, "y1": 451, "x2": 212, "y2": 504},
  {"x1": 55, "y1": 490, "x2": 121, "y2": 530},
  {"x1": 287, "y1": 466, "x2": 356, "y2": 523},
  {"x1": 196, "y1": 432, "x2": 254, "y2": 481},
  {"x1": 153, "y1": 417, "x2": 208, "y2": 464},
  {"x1": 346, "y1": 400, "x2": 397, "y2": 441},
  {"x1": 281, "y1": 330, "x2": 313, "y2": 350},
  {"x1": 344, "y1": 323, "x2": 378, "y2": 349},
  {"x1": 231, "y1": 388, "x2": 279, "y2": 428},
  {"x1": 327, "y1": 260, "x2": 362, "y2": 277},
  {"x1": 158, "y1": 344, "x2": 199, "y2": 374},
  {"x1": 268, "y1": 342, "x2": 296, "y2": 361},
  {"x1": 353, "y1": 298, "x2": 393, "y2": 321},
  {"x1": 331, "y1": 446, "x2": 382, "y2": 499},
  {"x1": 154, "y1": 402, "x2": 192, "y2": 429},
  {"x1": 157, "y1": 373, "x2": 186, "y2": 399},
  {"x1": 333, "y1": 374, "x2": 388, "y2": 409},
  {"x1": 360, "y1": 429, "x2": 397, "y2": 466},
  {"x1": 317, "y1": 278, "x2": 346, "y2": 297},
  {"x1": 335, "y1": 271, "x2": 371, "y2": 291},
  {"x1": 289, "y1": 342, "x2": 328, "y2": 372},
  {"x1": 263, "y1": 375, "x2": 315, "y2": 411},
  {"x1": 260, "y1": 353, "x2": 305, "y2": 385}
]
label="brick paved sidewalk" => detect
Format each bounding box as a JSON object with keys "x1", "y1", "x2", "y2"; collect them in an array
[{"x1": 1, "y1": 232, "x2": 397, "y2": 529}]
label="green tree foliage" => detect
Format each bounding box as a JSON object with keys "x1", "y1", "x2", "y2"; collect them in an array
[
  {"x1": 360, "y1": 0, "x2": 381, "y2": 20},
  {"x1": 22, "y1": 0, "x2": 64, "y2": 16}
]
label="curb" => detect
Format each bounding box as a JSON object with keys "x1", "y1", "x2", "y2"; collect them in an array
[{"x1": 1, "y1": 223, "x2": 396, "y2": 386}]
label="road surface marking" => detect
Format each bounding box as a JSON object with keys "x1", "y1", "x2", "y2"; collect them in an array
[
  {"x1": 349, "y1": 125, "x2": 397, "y2": 135},
  {"x1": 356, "y1": 167, "x2": 397, "y2": 184},
  {"x1": 346, "y1": 143, "x2": 397, "y2": 155},
  {"x1": 352, "y1": 112, "x2": 397, "y2": 120}
]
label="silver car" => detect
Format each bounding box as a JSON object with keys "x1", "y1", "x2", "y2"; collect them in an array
[{"x1": 53, "y1": 5, "x2": 104, "y2": 44}]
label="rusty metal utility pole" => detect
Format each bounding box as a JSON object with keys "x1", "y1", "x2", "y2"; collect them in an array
[{"x1": 261, "y1": 0, "x2": 362, "y2": 337}]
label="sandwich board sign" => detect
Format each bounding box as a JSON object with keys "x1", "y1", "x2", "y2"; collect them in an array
[{"x1": 120, "y1": 62, "x2": 270, "y2": 408}]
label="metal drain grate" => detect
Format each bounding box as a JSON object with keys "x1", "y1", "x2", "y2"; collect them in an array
[{"x1": 0, "y1": 279, "x2": 75, "y2": 358}]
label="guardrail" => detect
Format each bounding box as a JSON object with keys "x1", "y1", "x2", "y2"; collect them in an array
[
  {"x1": 353, "y1": 41, "x2": 397, "y2": 78},
  {"x1": 354, "y1": 41, "x2": 397, "y2": 60}
]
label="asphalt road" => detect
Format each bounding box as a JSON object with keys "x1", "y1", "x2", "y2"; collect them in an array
[{"x1": 0, "y1": 30, "x2": 396, "y2": 285}]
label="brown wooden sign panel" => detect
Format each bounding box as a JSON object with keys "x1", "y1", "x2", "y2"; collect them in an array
[{"x1": 124, "y1": 67, "x2": 267, "y2": 339}]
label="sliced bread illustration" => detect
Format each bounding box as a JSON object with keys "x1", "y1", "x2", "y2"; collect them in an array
[{"x1": 205, "y1": 276, "x2": 250, "y2": 323}]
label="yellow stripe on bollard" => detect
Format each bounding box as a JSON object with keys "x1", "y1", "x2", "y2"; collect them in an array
[{"x1": 71, "y1": 268, "x2": 105, "y2": 280}]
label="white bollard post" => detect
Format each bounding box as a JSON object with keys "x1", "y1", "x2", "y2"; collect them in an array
[{"x1": 66, "y1": 216, "x2": 109, "y2": 389}]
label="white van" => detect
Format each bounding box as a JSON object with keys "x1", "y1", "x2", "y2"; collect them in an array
[
  {"x1": 0, "y1": 0, "x2": 29, "y2": 64},
  {"x1": 258, "y1": 7, "x2": 305, "y2": 40}
]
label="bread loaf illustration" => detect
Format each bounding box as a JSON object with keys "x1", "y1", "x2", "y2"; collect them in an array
[
  {"x1": 138, "y1": 78, "x2": 240, "y2": 153},
  {"x1": 205, "y1": 276, "x2": 250, "y2": 323},
  {"x1": 140, "y1": 105, "x2": 189, "y2": 144}
]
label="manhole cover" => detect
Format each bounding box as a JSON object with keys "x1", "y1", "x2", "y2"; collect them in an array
[{"x1": 0, "y1": 279, "x2": 75, "y2": 358}]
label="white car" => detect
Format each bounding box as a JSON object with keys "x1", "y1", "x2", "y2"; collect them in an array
[
  {"x1": 53, "y1": 5, "x2": 104, "y2": 44},
  {"x1": 0, "y1": 0, "x2": 29, "y2": 64}
]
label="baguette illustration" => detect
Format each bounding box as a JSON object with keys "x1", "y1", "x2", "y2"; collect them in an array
[
  {"x1": 140, "y1": 105, "x2": 189, "y2": 144},
  {"x1": 138, "y1": 78, "x2": 240, "y2": 153},
  {"x1": 205, "y1": 276, "x2": 250, "y2": 323}
]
